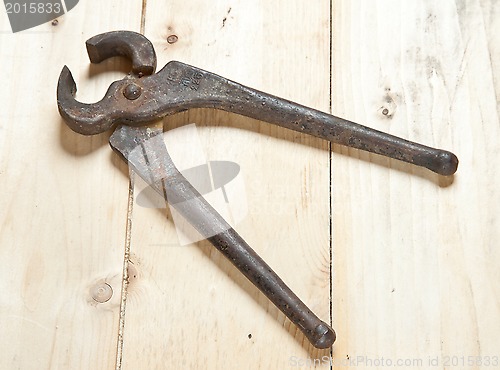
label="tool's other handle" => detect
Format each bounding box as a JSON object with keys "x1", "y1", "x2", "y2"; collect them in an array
[
  {"x1": 206, "y1": 230, "x2": 336, "y2": 349},
  {"x1": 164, "y1": 174, "x2": 336, "y2": 349},
  {"x1": 180, "y1": 198, "x2": 336, "y2": 348},
  {"x1": 110, "y1": 125, "x2": 336, "y2": 349}
]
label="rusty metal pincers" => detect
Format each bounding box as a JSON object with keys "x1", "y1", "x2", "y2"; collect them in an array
[{"x1": 57, "y1": 31, "x2": 459, "y2": 349}]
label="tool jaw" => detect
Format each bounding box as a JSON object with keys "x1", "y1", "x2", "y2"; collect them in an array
[
  {"x1": 56, "y1": 59, "x2": 237, "y2": 136},
  {"x1": 85, "y1": 30, "x2": 157, "y2": 77},
  {"x1": 57, "y1": 66, "x2": 126, "y2": 135},
  {"x1": 57, "y1": 31, "x2": 158, "y2": 135}
]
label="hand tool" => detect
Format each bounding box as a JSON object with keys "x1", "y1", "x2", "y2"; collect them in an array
[{"x1": 57, "y1": 31, "x2": 459, "y2": 349}]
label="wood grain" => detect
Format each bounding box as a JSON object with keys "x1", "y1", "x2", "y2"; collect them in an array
[
  {"x1": 0, "y1": 2, "x2": 141, "y2": 370},
  {"x1": 332, "y1": 1, "x2": 500, "y2": 368},
  {"x1": 119, "y1": 0, "x2": 332, "y2": 368},
  {"x1": 2, "y1": 0, "x2": 499, "y2": 368}
]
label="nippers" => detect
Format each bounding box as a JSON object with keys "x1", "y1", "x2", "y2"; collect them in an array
[{"x1": 57, "y1": 31, "x2": 459, "y2": 349}]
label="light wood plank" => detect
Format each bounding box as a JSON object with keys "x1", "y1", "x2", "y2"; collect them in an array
[
  {"x1": 120, "y1": 0, "x2": 332, "y2": 368},
  {"x1": 0, "y1": 2, "x2": 142, "y2": 369},
  {"x1": 332, "y1": 0, "x2": 500, "y2": 368}
]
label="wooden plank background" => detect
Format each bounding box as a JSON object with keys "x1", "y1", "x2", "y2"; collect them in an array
[
  {"x1": 0, "y1": 0, "x2": 498, "y2": 369},
  {"x1": 332, "y1": 2, "x2": 500, "y2": 369}
]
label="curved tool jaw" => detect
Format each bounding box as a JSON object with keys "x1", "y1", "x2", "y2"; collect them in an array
[
  {"x1": 57, "y1": 66, "x2": 125, "y2": 135},
  {"x1": 85, "y1": 31, "x2": 156, "y2": 76},
  {"x1": 57, "y1": 31, "x2": 157, "y2": 135}
]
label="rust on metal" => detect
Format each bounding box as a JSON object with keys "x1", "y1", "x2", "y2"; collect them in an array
[
  {"x1": 123, "y1": 83, "x2": 142, "y2": 100},
  {"x1": 109, "y1": 125, "x2": 336, "y2": 348},
  {"x1": 57, "y1": 31, "x2": 458, "y2": 176},
  {"x1": 56, "y1": 30, "x2": 460, "y2": 349}
]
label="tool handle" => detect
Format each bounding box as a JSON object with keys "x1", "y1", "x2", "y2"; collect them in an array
[
  {"x1": 111, "y1": 126, "x2": 335, "y2": 348},
  {"x1": 244, "y1": 106, "x2": 458, "y2": 176},
  {"x1": 209, "y1": 76, "x2": 458, "y2": 176},
  {"x1": 152, "y1": 62, "x2": 458, "y2": 176},
  {"x1": 161, "y1": 171, "x2": 336, "y2": 349},
  {"x1": 110, "y1": 126, "x2": 335, "y2": 348}
]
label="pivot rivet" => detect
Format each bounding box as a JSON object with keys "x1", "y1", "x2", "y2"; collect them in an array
[{"x1": 123, "y1": 84, "x2": 142, "y2": 100}]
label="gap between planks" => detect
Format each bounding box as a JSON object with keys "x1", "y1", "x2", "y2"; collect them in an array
[
  {"x1": 329, "y1": 0, "x2": 334, "y2": 366},
  {"x1": 115, "y1": 176, "x2": 135, "y2": 370},
  {"x1": 115, "y1": 1, "x2": 147, "y2": 369}
]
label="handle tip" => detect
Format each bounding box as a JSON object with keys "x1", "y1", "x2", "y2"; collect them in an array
[
  {"x1": 310, "y1": 322, "x2": 336, "y2": 349},
  {"x1": 416, "y1": 150, "x2": 459, "y2": 176},
  {"x1": 433, "y1": 151, "x2": 459, "y2": 176}
]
